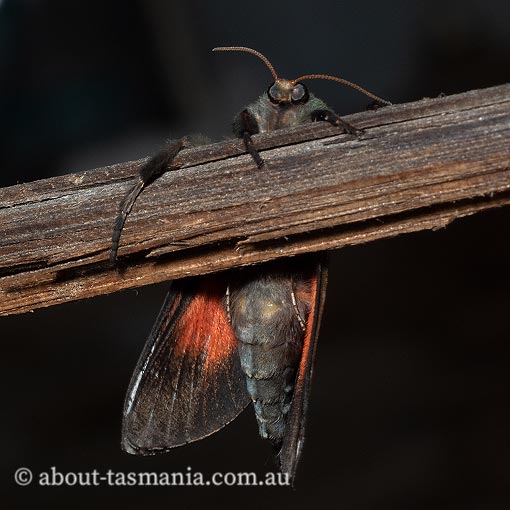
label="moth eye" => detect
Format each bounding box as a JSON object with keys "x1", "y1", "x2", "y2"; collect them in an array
[
  {"x1": 291, "y1": 83, "x2": 308, "y2": 103},
  {"x1": 267, "y1": 83, "x2": 280, "y2": 103}
]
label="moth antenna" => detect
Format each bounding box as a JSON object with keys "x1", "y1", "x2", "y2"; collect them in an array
[
  {"x1": 291, "y1": 73, "x2": 392, "y2": 105},
  {"x1": 213, "y1": 46, "x2": 278, "y2": 81}
]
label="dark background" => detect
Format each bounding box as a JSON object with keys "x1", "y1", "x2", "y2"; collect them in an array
[{"x1": 1, "y1": 1, "x2": 509, "y2": 508}]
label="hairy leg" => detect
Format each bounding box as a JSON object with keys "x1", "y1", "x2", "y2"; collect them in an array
[
  {"x1": 311, "y1": 109, "x2": 364, "y2": 137},
  {"x1": 235, "y1": 109, "x2": 264, "y2": 169},
  {"x1": 110, "y1": 138, "x2": 185, "y2": 264}
]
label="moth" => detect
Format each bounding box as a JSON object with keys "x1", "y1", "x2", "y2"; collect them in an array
[{"x1": 111, "y1": 46, "x2": 390, "y2": 483}]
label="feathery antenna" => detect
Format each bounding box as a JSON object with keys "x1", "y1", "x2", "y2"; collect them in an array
[
  {"x1": 291, "y1": 73, "x2": 392, "y2": 105},
  {"x1": 212, "y1": 46, "x2": 278, "y2": 81},
  {"x1": 213, "y1": 46, "x2": 392, "y2": 105}
]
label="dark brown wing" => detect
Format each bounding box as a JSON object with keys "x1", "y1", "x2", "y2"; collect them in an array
[
  {"x1": 279, "y1": 256, "x2": 328, "y2": 482},
  {"x1": 122, "y1": 274, "x2": 250, "y2": 454}
]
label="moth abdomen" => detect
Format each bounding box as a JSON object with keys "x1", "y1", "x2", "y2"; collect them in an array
[
  {"x1": 229, "y1": 273, "x2": 309, "y2": 444},
  {"x1": 244, "y1": 366, "x2": 298, "y2": 442}
]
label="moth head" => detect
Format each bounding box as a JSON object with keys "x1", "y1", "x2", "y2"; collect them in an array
[
  {"x1": 212, "y1": 46, "x2": 392, "y2": 106},
  {"x1": 267, "y1": 79, "x2": 309, "y2": 105}
]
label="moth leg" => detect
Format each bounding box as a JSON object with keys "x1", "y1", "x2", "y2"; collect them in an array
[
  {"x1": 311, "y1": 109, "x2": 364, "y2": 137},
  {"x1": 110, "y1": 137, "x2": 185, "y2": 264},
  {"x1": 365, "y1": 99, "x2": 389, "y2": 111},
  {"x1": 234, "y1": 109, "x2": 264, "y2": 168}
]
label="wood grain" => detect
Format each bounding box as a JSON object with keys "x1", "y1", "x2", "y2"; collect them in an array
[{"x1": 0, "y1": 83, "x2": 509, "y2": 316}]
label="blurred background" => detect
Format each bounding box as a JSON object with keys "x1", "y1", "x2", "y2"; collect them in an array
[{"x1": 1, "y1": 0, "x2": 509, "y2": 508}]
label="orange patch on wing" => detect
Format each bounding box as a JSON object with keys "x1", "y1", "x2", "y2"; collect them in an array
[
  {"x1": 173, "y1": 279, "x2": 238, "y2": 374},
  {"x1": 296, "y1": 274, "x2": 318, "y2": 386}
]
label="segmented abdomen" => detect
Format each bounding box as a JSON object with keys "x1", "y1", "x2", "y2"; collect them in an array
[{"x1": 228, "y1": 272, "x2": 309, "y2": 445}]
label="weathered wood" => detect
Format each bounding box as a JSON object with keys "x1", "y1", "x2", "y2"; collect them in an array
[{"x1": 0, "y1": 84, "x2": 509, "y2": 316}]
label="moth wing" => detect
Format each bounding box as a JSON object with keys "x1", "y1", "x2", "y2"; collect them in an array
[
  {"x1": 279, "y1": 257, "x2": 328, "y2": 482},
  {"x1": 122, "y1": 275, "x2": 250, "y2": 454}
]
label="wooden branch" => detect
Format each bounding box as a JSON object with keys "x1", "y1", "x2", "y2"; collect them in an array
[{"x1": 1, "y1": 84, "x2": 509, "y2": 316}]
